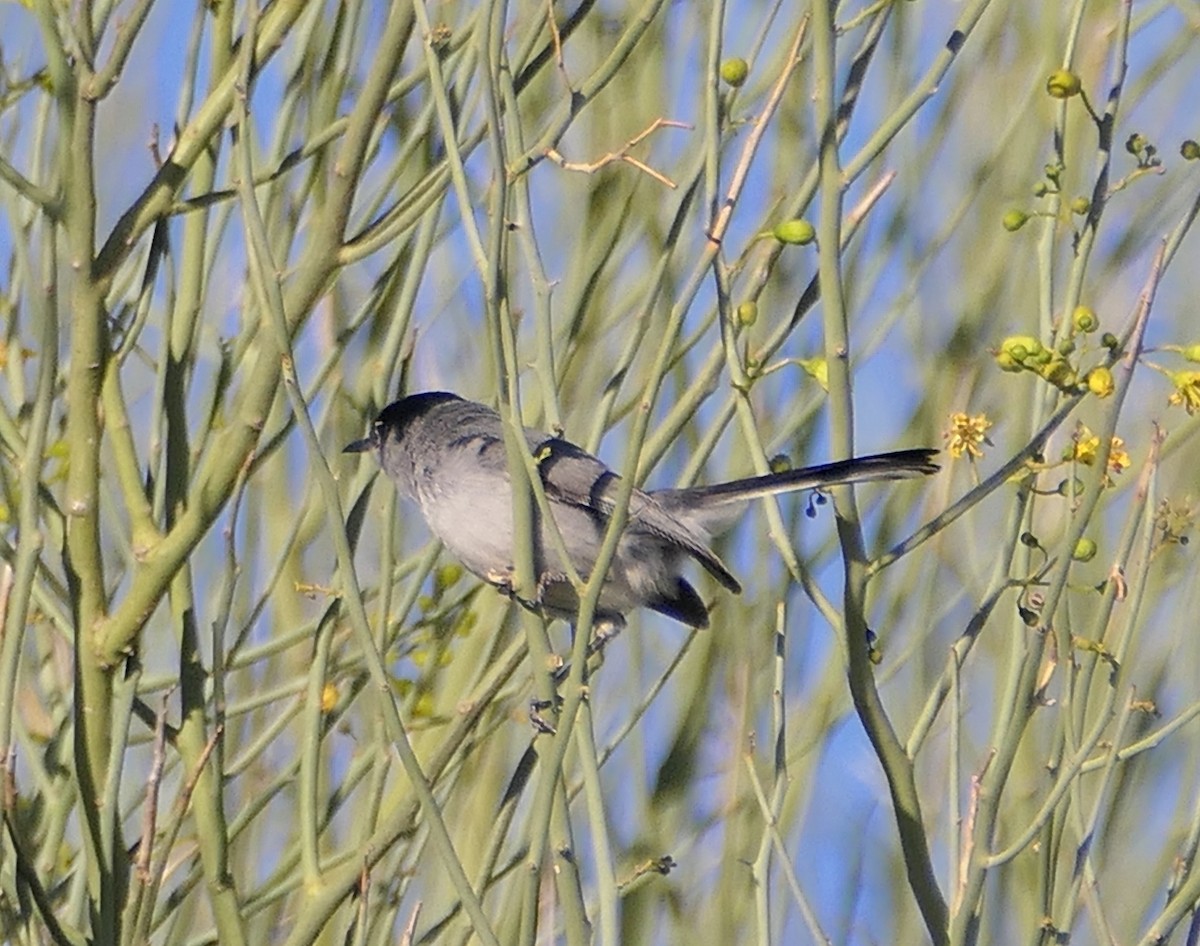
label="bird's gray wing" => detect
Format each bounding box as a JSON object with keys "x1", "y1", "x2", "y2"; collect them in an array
[
  {"x1": 436, "y1": 402, "x2": 513, "y2": 475},
  {"x1": 531, "y1": 437, "x2": 741, "y2": 592}
]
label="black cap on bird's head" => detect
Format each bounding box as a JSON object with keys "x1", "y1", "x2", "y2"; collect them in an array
[{"x1": 343, "y1": 391, "x2": 464, "y2": 455}]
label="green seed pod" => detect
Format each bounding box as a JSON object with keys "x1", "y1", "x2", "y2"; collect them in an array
[
  {"x1": 1073, "y1": 537, "x2": 1098, "y2": 562},
  {"x1": 1057, "y1": 477, "x2": 1085, "y2": 498},
  {"x1": 736, "y1": 301, "x2": 758, "y2": 327},
  {"x1": 720, "y1": 58, "x2": 749, "y2": 87},
  {"x1": 773, "y1": 219, "x2": 816, "y2": 245},
  {"x1": 1002, "y1": 209, "x2": 1029, "y2": 232}
]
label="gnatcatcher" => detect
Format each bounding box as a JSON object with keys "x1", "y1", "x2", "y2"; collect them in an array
[{"x1": 345, "y1": 392, "x2": 938, "y2": 628}]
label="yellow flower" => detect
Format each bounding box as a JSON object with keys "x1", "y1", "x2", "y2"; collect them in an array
[
  {"x1": 1046, "y1": 69, "x2": 1082, "y2": 99},
  {"x1": 1167, "y1": 371, "x2": 1200, "y2": 415},
  {"x1": 1065, "y1": 427, "x2": 1128, "y2": 480},
  {"x1": 945, "y1": 411, "x2": 992, "y2": 459},
  {"x1": 1070, "y1": 425, "x2": 1102, "y2": 466},
  {"x1": 798, "y1": 356, "x2": 828, "y2": 392},
  {"x1": 1086, "y1": 366, "x2": 1114, "y2": 397},
  {"x1": 1107, "y1": 436, "x2": 1131, "y2": 475},
  {"x1": 1068, "y1": 425, "x2": 1130, "y2": 478}
]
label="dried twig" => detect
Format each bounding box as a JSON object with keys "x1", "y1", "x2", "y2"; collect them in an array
[{"x1": 544, "y1": 118, "x2": 691, "y2": 188}]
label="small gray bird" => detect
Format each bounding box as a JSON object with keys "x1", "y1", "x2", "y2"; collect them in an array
[{"x1": 345, "y1": 392, "x2": 938, "y2": 628}]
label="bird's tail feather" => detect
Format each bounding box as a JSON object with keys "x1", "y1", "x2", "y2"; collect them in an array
[{"x1": 682, "y1": 448, "x2": 940, "y2": 506}]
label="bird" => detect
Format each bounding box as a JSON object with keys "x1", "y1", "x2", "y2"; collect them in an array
[{"x1": 345, "y1": 392, "x2": 938, "y2": 628}]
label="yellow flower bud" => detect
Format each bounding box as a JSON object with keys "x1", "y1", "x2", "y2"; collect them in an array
[
  {"x1": 1046, "y1": 69, "x2": 1082, "y2": 99},
  {"x1": 1166, "y1": 343, "x2": 1200, "y2": 363},
  {"x1": 994, "y1": 350, "x2": 1022, "y2": 372},
  {"x1": 321, "y1": 683, "x2": 339, "y2": 713},
  {"x1": 1000, "y1": 335, "x2": 1043, "y2": 362},
  {"x1": 1072, "y1": 305, "x2": 1098, "y2": 333},
  {"x1": 1041, "y1": 359, "x2": 1075, "y2": 389},
  {"x1": 1072, "y1": 537, "x2": 1098, "y2": 562}
]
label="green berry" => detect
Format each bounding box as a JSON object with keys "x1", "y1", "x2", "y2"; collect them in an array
[
  {"x1": 736, "y1": 301, "x2": 758, "y2": 327},
  {"x1": 1182, "y1": 140, "x2": 1200, "y2": 161},
  {"x1": 1073, "y1": 537, "x2": 1098, "y2": 562}
]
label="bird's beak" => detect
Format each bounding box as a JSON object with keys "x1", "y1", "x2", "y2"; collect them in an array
[{"x1": 343, "y1": 437, "x2": 374, "y2": 454}]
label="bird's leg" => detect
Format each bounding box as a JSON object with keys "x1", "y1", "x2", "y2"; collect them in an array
[
  {"x1": 487, "y1": 567, "x2": 551, "y2": 617},
  {"x1": 529, "y1": 695, "x2": 563, "y2": 735},
  {"x1": 551, "y1": 615, "x2": 625, "y2": 684}
]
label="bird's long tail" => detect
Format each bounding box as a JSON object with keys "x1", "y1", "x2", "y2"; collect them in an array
[
  {"x1": 681, "y1": 448, "x2": 940, "y2": 505},
  {"x1": 650, "y1": 448, "x2": 939, "y2": 540}
]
